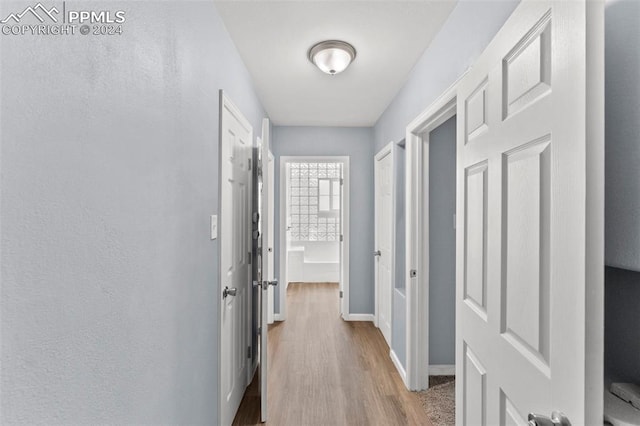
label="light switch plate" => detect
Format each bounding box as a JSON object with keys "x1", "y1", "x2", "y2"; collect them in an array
[{"x1": 211, "y1": 215, "x2": 218, "y2": 240}]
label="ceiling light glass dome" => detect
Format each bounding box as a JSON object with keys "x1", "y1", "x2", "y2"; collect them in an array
[{"x1": 308, "y1": 40, "x2": 357, "y2": 75}]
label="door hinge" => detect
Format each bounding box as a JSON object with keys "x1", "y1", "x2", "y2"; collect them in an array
[
  {"x1": 340, "y1": 178, "x2": 344, "y2": 186},
  {"x1": 248, "y1": 158, "x2": 252, "y2": 171},
  {"x1": 248, "y1": 252, "x2": 252, "y2": 264},
  {"x1": 258, "y1": 326, "x2": 262, "y2": 335},
  {"x1": 247, "y1": 346, "x2": 252, "y2": 359},
  {"x1": 339, "y1": 290, "x2": 343, "y2": 298},
  {"x1": 340, "y1": 234, "x2": 343, "y2": 242}
]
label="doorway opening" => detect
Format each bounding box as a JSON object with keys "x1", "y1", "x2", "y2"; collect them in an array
[
  {"x1": 414, "y1": 115, "x2": 457, "y2": 425},
  {"x1": 401, "y1": 83, "x2": 459, "y2": 424},
  {"x1": 404, "y1": 85, "x2": 457, "y2": 392},
  {"x1": 277, "y1": 157, "x2": 349, "y2": 321},
  {"x1": 426, "y1": 115, "x2": 457, "y2": 380}
]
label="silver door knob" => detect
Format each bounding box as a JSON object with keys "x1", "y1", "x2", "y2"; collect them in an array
[
  {"x1": 268, "y1": 279, "x2": 278, "y2": 287},
  {"x1": 374, "y1": 250, "x2": 381, "y2": 257},
  {"x1": 223, "y1": 286, "x2": 237, "y2": 298},
  {"x1": 528, "y1": 412, "x2": 570, "y2": 426}
]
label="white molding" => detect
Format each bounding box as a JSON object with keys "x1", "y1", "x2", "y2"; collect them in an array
[
  {"x1": 390, "y1": 349, "x2": 408, "y2": 388},
  {"x1": 278, "y1": 158, "x2": 288, "y2": 321},
  {"x1": 405, "y1": 80, "x2": 459, "y2": 392},
  {"x1": 429, "y1": 364, "x2": 455, "y2": 376},
  {"x1": 267, "y1": 151, "x2": 276, "y2": 325},
  {"x1": 343, "y1": 313, "x2": 374, "y2": 322},
  {"x1": 278, "y1": 156, "x2": 350, "y2": 320}
]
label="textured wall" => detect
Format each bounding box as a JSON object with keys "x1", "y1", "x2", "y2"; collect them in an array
[
  {"x1": 373, "y1": 0, "x2": 519, "y2": 152},
  {"x1": 0, "y1": 1, "x2": 265, "y2": 423},
  {"x1": 428, "y1": 117, "x2": 456, "y2": 366},
  {"x1": 272, "y1": 126, "x2": 375, "y2": 315},
  {"x1": 603, "y1": 0, "x2": 640, "y2": 388},
  {"x1": 604, "y1": 0, "x2": 640, "y2": 271}
]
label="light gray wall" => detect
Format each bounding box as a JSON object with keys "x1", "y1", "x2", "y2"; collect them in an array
[
  {"x1": 603, "y1": 0, "x2": 640, "y2": 388},
  {"x1": 272, "y1": 126, "x2": 374, "y2": 315},
  {"x1": 605, "y1": 267, "x2": 640, "y2": 385},
  {"x1": 1, "y1": 1, "x2": 265, "y2": 423},
  {"x1": 604, "y1": 0, "x2": 640, "y2": 271},
  {"x1": 428, "y1": 116, "x2": 456, "y2": 366},
  {"x1": 392, "y1": 142, "x2": 407, "y2": 365},
  {"x1": 373, "y1": 0, "x2": 519, "y2": 152},
  {"x1": 373, "y1": 0, "x2": 519, "y2": 371}
]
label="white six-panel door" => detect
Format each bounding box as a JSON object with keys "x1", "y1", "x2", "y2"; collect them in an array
[
  {"x1": 375, "y1": 144, "x2": 394, "y2": 347},
  {"x1": 220, "y1": 93, "x2": 253, "y2": 426},
  {"x1": 455, "y1": 1, "x2": 603, "y2": 425}
]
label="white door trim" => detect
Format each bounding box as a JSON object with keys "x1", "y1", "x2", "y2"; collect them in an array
[
  {"x1": 374, "y1": 142, "x2": 395, "y2": 347},
  {"x1": 267, "y1": 150, "x2": 276, "y2": 325},
  {"x1": 278, "y1": 156, "x2": 350, "y2": 321},
  {"x1": 218, "y1": 90, "x2": 253, "y2": 425},
  {"x1": 404, "y1": 75, "x2": 464, "y2": 391}
]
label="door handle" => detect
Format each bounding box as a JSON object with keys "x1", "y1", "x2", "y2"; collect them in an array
[
  {"x1": 527, "y1": 412, "x2": 570, "y2": 426},
  {"x1": 374, "y1": 250, "x2": 381, "y2": 257},
  {"x1": 252, "y1": 280, "x2": 278, "y2": 290},
  {"x1": 223, "y1": 286, "x2": 238, "y2": 298}
]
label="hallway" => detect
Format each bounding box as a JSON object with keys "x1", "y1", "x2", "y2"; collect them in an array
[{"x1": 233, "y1": 283, "x2": 431, "y2": 425}]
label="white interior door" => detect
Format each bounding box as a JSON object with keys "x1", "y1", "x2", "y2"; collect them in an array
[
  {"x1": 220, "y1": 92, "x2": 253, "y2": 426},
  {"x1": 258, "y1": 118, "x2": 273, "y2": 423},
  {"x1": 375, "y1": 145, "x2": 393, "y2": 347},
  {"x1": 455, "y1": 1, "x2": 603, "y2": 425},
  {"x1": 267, "y1": 151, "x2": 275, "y2": 325}
]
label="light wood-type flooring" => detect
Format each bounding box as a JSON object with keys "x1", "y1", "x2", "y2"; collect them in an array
[{"x1": 232, "y1": 282, "x2": 432, "y2": 426}]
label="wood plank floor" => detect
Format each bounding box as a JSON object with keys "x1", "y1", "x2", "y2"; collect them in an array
[{"x1": 232, "y1": 282, "x2": 432, "y2": 426}]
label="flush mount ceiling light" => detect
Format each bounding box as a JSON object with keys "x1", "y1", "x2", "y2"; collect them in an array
[{"x1": 308, "y1": 40, "x2": 357, "y2": 75}]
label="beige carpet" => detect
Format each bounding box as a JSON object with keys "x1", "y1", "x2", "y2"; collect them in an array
[{"x1": 417, "y1": 377, "x2": 455, "y2": 426}]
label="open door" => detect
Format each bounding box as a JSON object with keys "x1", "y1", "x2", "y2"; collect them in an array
[
  {"x1": 219, "y1": 92, "x2": 253, "y2": 426},
  {"x1": 256, "y1": 118, "x2": 275, "y2": 423},
  {"x1": 455, "y1": 1, "x2": 603, "y2": 425}
]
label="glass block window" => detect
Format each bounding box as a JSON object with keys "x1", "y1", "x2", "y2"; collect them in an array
[{"x1": 289, "y1": 162, "x2": 342, "y2": 241}]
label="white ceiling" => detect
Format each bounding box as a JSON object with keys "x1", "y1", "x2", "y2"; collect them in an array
[{"x1": 215, "y1": 1, "x2": 457, "y2": 127}]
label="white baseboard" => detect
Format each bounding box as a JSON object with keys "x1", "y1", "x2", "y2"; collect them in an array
[
  {"x1": 390, "y1": 349, "x2": 408, "y2": 389},
  {"x1": 343, "y1": 313, "x2": 374, "y2": 322},
  {"x1": 274, "y1": 313, "x2": 284, "y2": 321},
  {"x1": 429, "y1": 364, "x2": 455, "y2": 376}
]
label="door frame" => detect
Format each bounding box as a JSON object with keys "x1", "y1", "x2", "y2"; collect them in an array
[
  {"x1": 404, "y1": 76, "x2": 464, "y2": 391},
  {"x1": 374, "y1": 142, "x2": 395, "y2": 347},
  {"x1": 277, "y1": 156, "x2": 350, "y2": 321},
  {"x1": 217, "y1": 91, "x2": 253, "y2": 425}
]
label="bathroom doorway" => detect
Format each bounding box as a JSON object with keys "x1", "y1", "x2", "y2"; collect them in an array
[{"x1": 277, "y1": 157, "x2": 350, "y2": 320}]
